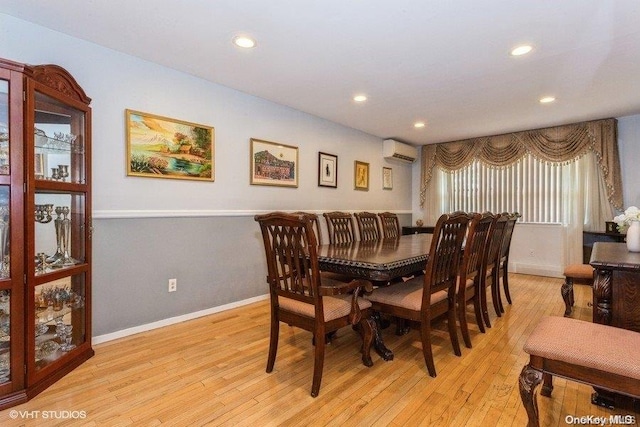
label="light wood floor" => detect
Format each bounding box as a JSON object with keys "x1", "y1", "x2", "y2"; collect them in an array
[{"x1": 1, "y1": 274, "x2": 638, "y2": 426}]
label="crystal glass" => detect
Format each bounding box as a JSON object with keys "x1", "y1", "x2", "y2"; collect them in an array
[
  {"x1": 34, "y1": 276, "x2": 86, "y2": 369},
  {"x1": 0, "y1": 80, "x2": 9, "y2": 176},
  {"x1": 34, "y1": 91, "x2": 86, "y2": 184}
]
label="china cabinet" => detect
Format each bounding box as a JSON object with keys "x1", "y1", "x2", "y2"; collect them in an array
[{"x1": 0, "y1": 57, "x2": 92, "y2": 409}]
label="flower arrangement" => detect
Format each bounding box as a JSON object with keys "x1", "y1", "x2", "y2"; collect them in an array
[{"x1": 613, "y1": 206, "x2": 640, "y2": 233}]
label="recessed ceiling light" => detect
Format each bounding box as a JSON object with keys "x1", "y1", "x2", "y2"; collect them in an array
[
  {"x1": 353, "y1": 94, "x2": 367, "y2": 102},
  {"x1": 510, "y1": 45, "x2": 533, "y2": 56},
  {"x1": 414, "y1": 122, "x2": 426, "y2": 128},
  {"x1": 233, "y1": 36, "x2": 256, "y2": 49},
  {"x1": 539, "y1": 96, "x2": 556, "y2": 104}
]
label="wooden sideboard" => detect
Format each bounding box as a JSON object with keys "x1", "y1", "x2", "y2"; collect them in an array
[
  {"x1": 589, "y1": 242, "x2": 640, "y2": 410},
  {"x1": 583, "y1": 231, "x2": 625, "y2": 264},
  {"x1": 402, "y1": 226, "x2": 435, "y2": 235}
]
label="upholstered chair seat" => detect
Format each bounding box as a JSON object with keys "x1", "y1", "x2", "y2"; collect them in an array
[
  {"x1": 279, "y1": 292, "x2": 372, "y2": 321},
  {"x1": 524, "y1": 316, "x2": 640, "y2": 380},
  {"x1": 367, "y1": 277, "x2": 448, "y2": 312}
]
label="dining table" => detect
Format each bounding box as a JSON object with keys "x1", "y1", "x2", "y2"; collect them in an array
[{"x1": 316, "y1": 233, "x2": 434, "y2": 362}]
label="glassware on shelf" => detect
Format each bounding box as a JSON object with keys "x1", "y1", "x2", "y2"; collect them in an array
[
  {"x1": 0, "y1": 352, "x2": 9, "y2": 383},
  {"x1": 35, "y1": 340, "x2": 60, "y2": 361},
  {"x1": 35, "y1": 129, "x2": 79, "y2": 153},
  {"x1": 60, "y1": 324, "x2": 74, "y2": 352},
  {"x1": 35, "y1": 321, "x2": 49, "y2": 337},
  {"x1": 61, "y1": 207, "x2": 78, "y2": 266},
  {"x1": 0, "y1": 126, "x2": 8, "y2": 174},
  {"x1": 58, "y1": 165, "x2": 69, "y2": 182},
  {"x1": 0, "y1": 206, "x2": 8, "y2": 279},
  {"x1": 34, "y1": 204, "x2": 53, "y2": 224},
  {"x1": 45, "y1": 206, "x2": 64, "y2": 266}
]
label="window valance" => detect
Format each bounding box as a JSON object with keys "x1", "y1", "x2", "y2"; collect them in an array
[{"x1": 420, "y1": 118, "x2": 622, "y2": 210}]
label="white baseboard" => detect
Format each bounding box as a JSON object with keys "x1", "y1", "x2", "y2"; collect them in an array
[
  {"x1": 511, "y1": 262, "x2": 564, "y2": 279},
  {"x1": 92, "y1": 294, "x2": 269, "y2": 345}
]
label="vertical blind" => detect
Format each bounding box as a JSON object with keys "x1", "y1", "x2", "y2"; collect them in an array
[{"x1": 446, "y1": 154, "x2": 563, "y2": 223}]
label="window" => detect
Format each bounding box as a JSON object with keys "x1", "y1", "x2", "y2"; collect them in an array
[{"x1": 441, "y1": 154, "x2": 564, "y2": 223}]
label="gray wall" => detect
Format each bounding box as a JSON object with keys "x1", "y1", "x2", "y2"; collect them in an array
[{"x1": 92, "y1": 213, "x2": 412, "y2": 336}]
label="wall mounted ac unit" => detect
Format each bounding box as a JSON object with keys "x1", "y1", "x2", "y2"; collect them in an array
[{"x1": 383, "y1": 139, "x2": 418, "y2": 163}]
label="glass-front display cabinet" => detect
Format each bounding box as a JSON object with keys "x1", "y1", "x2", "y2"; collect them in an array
[{"x1": 0, "y1": 57, "x2": 92, "y2": 410}]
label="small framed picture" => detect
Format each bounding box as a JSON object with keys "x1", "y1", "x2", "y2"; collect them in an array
[
  {"x1": 354, "y1": 160, "x2": 369, "y2": 191},
  {"x1": 35, "y1": 153, "x2": 46, "y2": 179},
  {"x1": 382, "y1": 167, "x2": 393, "y2": 190},
  {"x1": 250, "y1": 138, "x2": 298, "y2": 187},
  {"x1": 318, "y1": 152, "x2": 338, "y2": 188}
]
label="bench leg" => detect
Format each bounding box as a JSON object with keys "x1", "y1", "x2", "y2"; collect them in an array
[
  {"x1": 519, "y1": 364, "x2": 543, "y2": 427},
  {"x1": 561, "y1": 278, "x2": 574, "y2": 317}
]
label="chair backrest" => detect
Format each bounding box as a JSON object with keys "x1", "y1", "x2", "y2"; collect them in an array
[
  {"x1": 323, "y1": 211, "x2": 356, "y2": 244},
  {"x1": 378, "y1": 212, "x2": 401, "y2": 239},
  {"x1": 294, "y1": 211, "x2": 323, "y2": 245},
  {"x1": 255, "y1": 212, "x2": 322, "y2": 310},
  {"x1": 421, "y1": 212, "x2": 470, "y2": 308},
  {"x1": 354, "y1": 212, "x2": 381, "y2": 241},
  {"x1": 483, "y1": 213, "x2": 509, "y2": 276},
  {"x1": 499, "y1": 212, "x2": 518, "y2": 264},
  {"x1": 460, "y1": 212, "x2": 496, "y2": 282}
]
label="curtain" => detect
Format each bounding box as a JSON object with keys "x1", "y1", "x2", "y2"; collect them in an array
[{"x1": 419, "y1": 118, "x2": 622, "y2": 212}]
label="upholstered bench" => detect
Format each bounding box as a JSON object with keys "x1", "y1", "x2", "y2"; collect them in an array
[
  {"x1": 519, "y1": 316, "x2": 640, "y2": 427},
  {"x1": 561, "y1": 264, "x2": 594, "y2": 316}
]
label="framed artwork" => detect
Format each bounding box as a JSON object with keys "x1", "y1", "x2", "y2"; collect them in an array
[
  {"x1": 250, "y1": 138, "x2": 298, "y2": 187},
  {"x1": 35, "y1": 153, "x2": 45, "y2": 179},
  {"x1": 126, "y1": 109, "x2": 214, "y2": 181},
  {"x1": 382, "y1": 167, "x2": 393, "y2": 190},
  {"x1": 354, "y1": 160, "x2": 369, "y2": 191},
  {"x1": 318, "y1": 152, "x2": 338, "y2": 188}
]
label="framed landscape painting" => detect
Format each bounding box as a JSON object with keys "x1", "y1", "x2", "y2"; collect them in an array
[
  {"x1": 318, "y1": 152, "x2": 338, "y2": 188},
  {"x1": 354, "y1": 160, "x2": 369, "y2": 191},
  {"x1": 250, "y1": 138, "x2": 298, "y2": 187},
  {"x1": 126, "y1": 109, "x2": 214, "y2": 181}
]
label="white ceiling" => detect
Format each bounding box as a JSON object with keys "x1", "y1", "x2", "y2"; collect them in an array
[{"x1": 1, "y1": 0, "x2": 640, "y2": 145}]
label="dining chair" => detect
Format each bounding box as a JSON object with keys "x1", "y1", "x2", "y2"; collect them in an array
[
  {"x1": 366, "y1": 211, "x2": 471, "y2": 377},
  {"x1": 495, "y1": 212, "x2": 518, "y2": 312},
  {"x1": 354, "y1": 211, "x2": 381, "y2": 241},
  {"x1": 323, "y1": 211, "x2": 356, "y2": 244},
  {"x1": 479, "y1": 212, "x2": 509, "y2": 327},
  {"x1": 293, "y1": 211, "x2": 323, "y2": 245},
  {"x1": 255, "y1": 212, "x2": 374, "y2": 397},
  {"x1": 378, "y1": 212, "x2": 401, "y2": 239},
  {"x1": 457, "y1": 212, "x2": 495, "y2": 348}
]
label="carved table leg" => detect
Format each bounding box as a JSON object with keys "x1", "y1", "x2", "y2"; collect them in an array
[
  {"x1": 561, "y1": 279, "x2": 573, "y2": 317},
  {"x1": 371, "y1": 312, "x2": 394, "y2": 361},
  {"x1": 519, "y1": 364, "x2": 543, "y2": 427}
]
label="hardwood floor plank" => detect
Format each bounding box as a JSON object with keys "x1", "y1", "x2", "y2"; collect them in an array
[{"x1": 0, "y1": 275, "x2": 638, "y2": 426}]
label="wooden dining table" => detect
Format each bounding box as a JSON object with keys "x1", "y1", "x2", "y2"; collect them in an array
[
  {"x1": 316, "y1": 233, "x2": 434, "y2": 361},
  {"x1": 317, "y1": 233, "x2": 433, "y2": 284}
]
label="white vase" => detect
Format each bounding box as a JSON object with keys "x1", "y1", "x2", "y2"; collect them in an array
[{"x1": 626, "y1": 221, "x2": 640, "y2": 252}]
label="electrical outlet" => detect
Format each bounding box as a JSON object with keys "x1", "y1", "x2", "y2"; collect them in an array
[{"x1": 168, "y1": 278, "x2": 177, "y2": 292}]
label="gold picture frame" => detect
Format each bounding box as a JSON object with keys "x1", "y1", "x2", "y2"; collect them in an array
[
  {"x1": 354, "y1": 160, "x2": 369, "y2": 191},
  {"x1": 382, "y1": 167, "x2": 393, "y2": 190},
  {"x1": 250, "y1": 138, "x2": 298, "y2": 187},
  {"x1": 126, "y1": 109, "x2": 214, "y2": 181}
]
